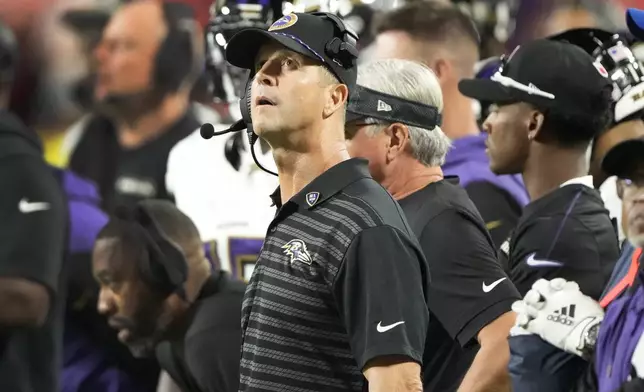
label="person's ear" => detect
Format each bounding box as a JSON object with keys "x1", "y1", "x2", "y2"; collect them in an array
[
  {"x1": 528, "y1": 109, "x2": 545, "y2": 141},
  {"x1": 384, "y1": 123, "x2": 410, "y2": 161},
  {"x1": 323, "y1": 83, "x2": 349, "y2": 118},
  {"x1": 430, "y1": 58, "x2": 451, "y2": 85}
]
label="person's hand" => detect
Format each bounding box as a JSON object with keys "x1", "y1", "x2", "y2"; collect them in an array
[{"x1": 511, "y1": 278, "x2": 604, "y2": 358}]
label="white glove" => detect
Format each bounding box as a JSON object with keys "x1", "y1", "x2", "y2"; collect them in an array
[{"x1": 511, "y1": 278, "x2": 604, "y2": 358}]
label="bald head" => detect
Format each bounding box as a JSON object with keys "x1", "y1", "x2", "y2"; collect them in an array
[
  {"x1": 114, "y1": 0, "x2": 167, "y2": 41},
  {"x1": 93, "y1": 0, "x2": 169, "y2": 100}
]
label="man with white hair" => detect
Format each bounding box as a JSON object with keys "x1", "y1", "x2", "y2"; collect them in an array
[
  {"x1": 370, "y1": 2, "x2": 529, "y2": 249},
  {"x1": 345, "y1": 58, "x2": 520, "y2": 392}
]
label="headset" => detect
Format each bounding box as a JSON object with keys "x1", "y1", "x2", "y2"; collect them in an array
[
  {"x1": 114, "y1": 205, "x2": 189, "y2": 300},
  {"x1": 0, "y1": 19, "x2": 17, "y2": 85},
  {"x1": 154, "y1": 3, "x2": 203, "y2": 95},
  {"x1": 201, "y1": 12, "x2": 359, "y2": 177},
  {"x1": 311, "y1": 12, "x2": 359, "y2": 70}
]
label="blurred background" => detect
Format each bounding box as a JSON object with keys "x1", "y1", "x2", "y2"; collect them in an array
[{"x1": 0, "y1": 0, "x2": 641, "y2": 166}]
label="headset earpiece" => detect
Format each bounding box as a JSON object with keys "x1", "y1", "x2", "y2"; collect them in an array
[
  {"x1": 154, "y1": 3, "x2": 200, "y2": 94},
  {"x1": 115, "y1": 204, "x2": 189, "y2": 300},
  {"x1": 311, "y1": 12, "x2": 359, "y2": 69},
  {"x1": 240, "y1": 74, "x2": 253, "y2": 126}
]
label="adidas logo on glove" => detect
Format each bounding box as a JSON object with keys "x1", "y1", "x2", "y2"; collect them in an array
[{"x1": 547, "y1": 304, "x2": 576, "y2": 326}]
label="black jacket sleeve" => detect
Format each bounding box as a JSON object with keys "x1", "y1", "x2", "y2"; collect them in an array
[{"x1": 0, "y1": 155, "x2": 66, "y2": 298}]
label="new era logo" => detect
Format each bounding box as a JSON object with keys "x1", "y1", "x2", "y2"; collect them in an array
[
  {"x1": 377, "y1": 100, "x2": 392, "y2": 112},
  {"x1": 547, "y1": 304, "x2": 576, "y2": 326}
]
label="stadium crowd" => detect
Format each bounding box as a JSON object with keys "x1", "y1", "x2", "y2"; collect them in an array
[{"x1": 1, "y1": 0, "x2": 644, "y2": 391}]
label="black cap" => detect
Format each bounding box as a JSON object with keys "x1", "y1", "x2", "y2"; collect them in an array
[
  {"x1": 601, "y1": 137, "x2": 644, "y2": 177},
  {"x1": 346, "y1": 85, "x2": 442, "y2": 130},
  {"x1": 225, "y1": 12, "x2": 357, "y2": 90},
  {"x1": 458, "y1": 39, "x2": 611, "y2": 118}
]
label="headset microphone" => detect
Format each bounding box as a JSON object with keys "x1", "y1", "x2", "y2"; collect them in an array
[
  {"x1": 199, "y1": 121, "x2": 278, "y2": 176},
  {"x1": 200, "y1": 120, "x2": 246, "y2": 139}
]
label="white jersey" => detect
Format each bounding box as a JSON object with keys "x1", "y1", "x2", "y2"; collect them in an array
[
  {"x1": 166, "y1": 125, "x2": 278, "y2": 282},
  {"x1": 599, "y1": 175, "x2": 625, "y2": 242}
]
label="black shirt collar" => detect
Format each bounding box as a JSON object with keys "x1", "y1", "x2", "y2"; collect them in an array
[{"x1": 269, "y1": 158, "x2": 372, "y2": 209}]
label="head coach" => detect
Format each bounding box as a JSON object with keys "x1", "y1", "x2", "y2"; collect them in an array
[
  {"x1": 459, "y1": 40, "x2": 620, "y2": 391},
  {"x1": 0, "y1": 20, "x2": 66, "y2": 392},
  {"x1": 224, "y1": 12, "x2": 430, "y2": 392},
  {"x1": 345, "y1": 58, "x2": 520, "y2": 391}
]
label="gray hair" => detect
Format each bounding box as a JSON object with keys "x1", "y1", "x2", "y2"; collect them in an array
[{"x1": 356, "y1": 59, "x2": 452, "y2": 166}]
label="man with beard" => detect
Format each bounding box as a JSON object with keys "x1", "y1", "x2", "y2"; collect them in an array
[
  {"x1": 93, "y1": 200, "x2": 244, "y2": 392},
  {"x1": 61, "y1": 2, "x2": 205, "y2": 390},
  {"x1": 66, "y1": 0, "x2": 203, "y2": 212}
]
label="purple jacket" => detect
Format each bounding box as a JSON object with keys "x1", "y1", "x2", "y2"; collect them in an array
[{"x1": 442, "y1": 133, "x2": 529, "y2": 207}]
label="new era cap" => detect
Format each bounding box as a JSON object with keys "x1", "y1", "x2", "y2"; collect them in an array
[
  {"x1": 458, "y1": 39, "x2": 611, "y2": 118},
  {"x1": 225, "y1": 12, "x2": 357, "y2": 90},
  {"x1": 346, "y1": 85, "x2": 442, "y2": 130},
  {"x1": 602, "y1": 137, "x2": 644, "y2": 177}
]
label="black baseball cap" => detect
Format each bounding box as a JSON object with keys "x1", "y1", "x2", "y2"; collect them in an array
[
  {"x1": 601, "y1": 137, "x2": 644, "y2": 177},
  {"x1": 458, "y1": 39, "x2": 612, "y2": 117},
  {"x1": 346, "y1": 85, "x2": 442, "y2": 130},
  {"x1": 225, "y1": 12, "x2": 357, "y2": 90}
]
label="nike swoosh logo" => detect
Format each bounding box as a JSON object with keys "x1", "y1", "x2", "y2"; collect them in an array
[
  {"x1": 482, "y1": 277, "x2": 507, "y2": 293},
  {"x1": 525, "y1": 252, "x2": 563, "y2": 267},
  {"x1": 18, "y1": 198, "x2": 50, "y2": 213},
  {"x1": 377, "y1": 321, "x2": 405, "y2": 333}
]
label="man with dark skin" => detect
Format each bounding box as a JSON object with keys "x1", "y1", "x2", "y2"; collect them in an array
[
  {"x1": 459, "y1": 39, "x2": 620, "y2": 391},
  {"x1": 93, "y1": 200, "x2": 244, "y2": 392}
]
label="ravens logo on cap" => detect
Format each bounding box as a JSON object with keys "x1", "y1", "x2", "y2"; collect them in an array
[{"x1": 269, "y1": 13, "x2": 298, "y2": 31}]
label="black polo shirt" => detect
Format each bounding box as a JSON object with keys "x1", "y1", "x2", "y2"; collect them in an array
[
  {"x1": 156, "y1": 272, "x2": 245, "y2": 392},
  {"x1": 503, "y1": 182, "x2": 619, "y2": 299},
  {"x1": 69, "y1": 110, "x2": 199, "y2": 212},
  {"x1": 398, "y1": 178, "x2": 520, "y2": 391},
  {"x1": 239, "y1": 158, "x2": 430, "y2": 392},
  {"x1": 0, "y1": 110, "x2": 67, "y2": 392}
]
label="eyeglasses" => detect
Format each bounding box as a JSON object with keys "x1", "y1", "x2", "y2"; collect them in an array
[
  {"x1": 617, "y1": 175, "x2": 644, "y2": 200},
  {"x1": 344, "y1": 119, "x2": 387, "y2": 140}
]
